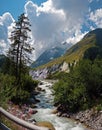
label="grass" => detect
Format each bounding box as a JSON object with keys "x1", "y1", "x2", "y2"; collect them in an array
[{"x1": 36, "y1": 35, "x2": 96, "y2": 69}]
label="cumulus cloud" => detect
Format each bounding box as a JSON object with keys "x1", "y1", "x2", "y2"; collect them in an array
[
  {"x1": 88, "y1": 0, "x2": 94, "y2": 3},
  {"x1": 1, "y1": 0, "x2": 101, "y2": 61},
  {"x1": 66, "y1": 31, "x2": 88, "y2": 44},
  {"x1": 24, "y1": 0, "x2": 89, "y2": 60},
  {"x1": 89, "y1": 8, "x2": 102, "y2": 28},
  {"x1": 0, "y1": 12, "x2": 14, "y2": 54},
  {"x1": 52, "y1": 0, "x2": 89, "y2": 19}
]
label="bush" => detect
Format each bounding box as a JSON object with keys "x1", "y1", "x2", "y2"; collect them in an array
[
  {"x1": 20, "y1": 74, "x2": 39, "y2": 92},
  {"x1": 11, "y1": 75, "x2": 39, "y2": 104},
  {"x1": 0, "y1": 73, "x2": 39, "y2": 105},
  {"x1": 47, "y1": 71, "x2": 69, "y2": 80},
  {"x1": 53, "y1": 59, "x2": 102, "y2": 113},
  {"x1": 0, "y1": 73, "x2": 16, "y2": 105}
]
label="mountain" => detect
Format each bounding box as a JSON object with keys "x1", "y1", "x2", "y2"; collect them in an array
[
  {"x1": 31, "y1": 46, "x2": 67, "y2": 68},
  {"x1": 37, "y1": 28, "x2": 102, "y2": 68},
  {"x1": 65, "y1": 28, "x2": 102, "y2": 60}
]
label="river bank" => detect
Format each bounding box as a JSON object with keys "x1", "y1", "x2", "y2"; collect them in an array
[
  {"x1": 72, "y1": 108, "x2": 102, "y2": 130},
  {"x1": 4, "y1": 79, "x2": 101, "y2": 130},
  {"x1": 32, "y1": 80, "x2": 89, "y2": 130},
  {"x1": 5, "y1": 101, "x2": 37, "y2": 130},
  {"x1": 56, "y1": 104, "x2": 102, "y2": 130},
  {"x1": 7, "y1": 101, "x2": 37, "y2": 122},
  {"x1": 4, "y1": 101, "x2": 91, "y2": 130}
]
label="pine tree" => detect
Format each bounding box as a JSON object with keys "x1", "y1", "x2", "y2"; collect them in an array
[{"x1": 8, "y1": 13, "x2": 34, "y2": 83}]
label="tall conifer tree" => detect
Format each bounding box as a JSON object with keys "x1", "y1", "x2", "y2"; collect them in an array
[{"x1": 8, "y1": 13, "x2": 34, "y2": 83}]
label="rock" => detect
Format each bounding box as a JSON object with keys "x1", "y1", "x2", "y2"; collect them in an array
[
  {"x1": 28, "y1": 118, "x2": 36, "y2": 123},
  {"x1": 30, "y1": 104, "x2": 37, "y2": 108},
  {"x1": 42, "y1": 89, "x2": 46, "y2": 92},
  {"x1": 57, "y1": 112, "x2": 62, "y2": 117},
  {"x1": 36, "y1": 87, "x2": 42, "y2": 91},
  {"x1": 62, "y1": 113, "x2": 70, "y2": 118},
  {"x1": 35, "y1": 98, "x2": 40, "y2": 103},
  {"x1": 35, "y1": 121, "x2": 55, "y2": 130},
  {"x1": 39, "y1": 82, "x2": 44, "y2": 85},
  {"x1": 71, "y1": 109, "x2": 102, "y2": 130},
  {"x1": 28, "y1": 98, "x2": 35, "y2": 103},
  {"x1": 51, "y1": 109, "x2": 58, "y2": 114},
  {"x1": 28, "y1": 97, "x2": 40, "y2": 104},
  {"x1": 33, "y1": 91, "x2": 40, "y2": 95},
  {"x1": 28, "y1": 108, "x2": 38, "y2": 114}
]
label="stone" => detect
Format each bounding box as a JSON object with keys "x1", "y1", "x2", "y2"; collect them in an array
[
  {"x1": 28, "y1": 108, "x2": 38, "y2": 114},
  {"x1": 30, "y1": 104, "x2": 37, "y2": 108},
  {"x1": 28, "y1": 118, "x2": 36, "y2": 123},
  {"x1": 36, "y1": 87, "x2": 42, "y2": 91},
  {"x1": 51, "y1": 109, "x2": 58, "y2": 114},
  {"x1": 35, "y1": 121, "x2": 55, "y2": 130}
]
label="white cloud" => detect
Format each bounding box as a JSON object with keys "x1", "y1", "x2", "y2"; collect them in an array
[
  {"x1": 1, "y1": 13, "x2": 14, "y2": 26},
  {"x1": 66, "y1": 31, "x2": 87, "y2": 44},
  {"x1": 52, "y1": 0, "x2": 89, "y2": 18},
  {"x1": 0, "y1": 40, "x2": 8, "y2": 54},
  {"x1": 1, "y1": 0, "x2": 99, "y2": 61},
  {"x1": 0, "y1": 12, "x2": 14, "y2": 54},
  {"x1": 89, "y1": 0, "x2": 100, "y2": 3},
  {"x1": 88, "y1": 0, "x2": 94, "y2": 3},
  {"x1": 24, "y1": 0, "x2": 89, "y2": 60},
  {"x1": 89, "y1": 8, "x2": 102, "y2": 28}
]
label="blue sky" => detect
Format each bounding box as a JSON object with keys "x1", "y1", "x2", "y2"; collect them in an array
[
  {"x1": 0, "y1": 0, "x2": 47, "y2": 19},
  {"x1": 0, "y1": 0, "x2": 102, "y2": 59}
]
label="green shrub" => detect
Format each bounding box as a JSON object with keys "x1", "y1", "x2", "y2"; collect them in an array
[
  {"x1": 96, "y1": 104, "x2": 102, "y2": 111},
  {"x1": 10, "y1": 75, "x2": 39, "y2": 103},
  {"x1": 0, "y1": 73, "x2": 39, "y2": 105},
  {"x1": 53, "y1": 58, "x2": 102, "y2": 113},
  {"x1": 0, "y1": 73, "x2": 16, "y2": 106},
  {"x1": 47, "y1": 71, "x2": 69, "y2": 80}
]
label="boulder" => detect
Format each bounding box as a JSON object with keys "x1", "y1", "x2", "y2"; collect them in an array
[
  {"x1": 36, "y1": 87, "x2": 42, "y2": 91},
  {"x1": 28, "y1": 108, "x2": 38, "y2": 114},
  {"x1": 51, "y1": 109, "x2": 58, "y2": 114},
  {"x1": 30, "y1": 104, "x2": 37, "y2": 108},
  {"x1": 28, "y1": 118, "x2": 36, "y2": 123},
  {"x1": 35, "y1": 121, "x2": 55, "y2": 130}
]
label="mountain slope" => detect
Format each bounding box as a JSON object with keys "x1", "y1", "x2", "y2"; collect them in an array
[
  {"x1": 31, "y1": 45, "x2": 72, "y2": 68},
  {"x1": 38, "y1": 28, "x2": 102, "y2": 68},
  {"x1": 66, "y1": 28, "x2": 102, "y2": 55}
]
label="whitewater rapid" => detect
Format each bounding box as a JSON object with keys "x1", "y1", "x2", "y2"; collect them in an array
[{"x1": 33, "y1": 80, "x2": 89, "y2": 130}]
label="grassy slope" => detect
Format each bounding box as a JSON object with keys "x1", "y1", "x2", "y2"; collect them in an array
[
  {"x1": 34, "y1": 28, "x2": 102, "y2": 69},
  {"x1": 37, "y1": 34, "x2": 96, "y2": 69}
]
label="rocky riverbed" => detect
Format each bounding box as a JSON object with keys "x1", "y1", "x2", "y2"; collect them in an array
[
  {"x1": 56, "y1": 105, "x2": 102, "y2": 130},
  {"x1": 72, "y1": 109, "x2": 102, "y2": 130},
  {"x1": 6, "y1": 80, "x2": 102, "y2": 130},
  {"x1": 7, "y1": 102, "x2": 37, "y2": 122}
]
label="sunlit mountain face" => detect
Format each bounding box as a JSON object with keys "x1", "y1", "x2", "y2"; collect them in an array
[{"x1": 31, "y1": 43, "x2": 72, "y2": 68}]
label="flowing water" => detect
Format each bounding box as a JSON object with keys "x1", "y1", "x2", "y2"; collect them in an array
[{"x1": 33, "y1": 80, "x2": 89, "y2": 130}]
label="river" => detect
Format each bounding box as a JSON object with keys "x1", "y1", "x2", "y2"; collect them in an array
[{"x1": 32, "y1": 80, "x2": 89, "y2": 130}]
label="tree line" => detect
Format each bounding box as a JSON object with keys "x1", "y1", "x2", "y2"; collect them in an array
[{"x1": 0, "y1": 13, "x2": 38, "y2": 105}]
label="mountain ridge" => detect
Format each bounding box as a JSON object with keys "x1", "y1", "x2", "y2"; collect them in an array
[
  {"x1": 31, "y1": 43, "x2": 72, "y2": 68},
  {"x1": 36, "y1": 28, "x2": 102, "y2": 69}
]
